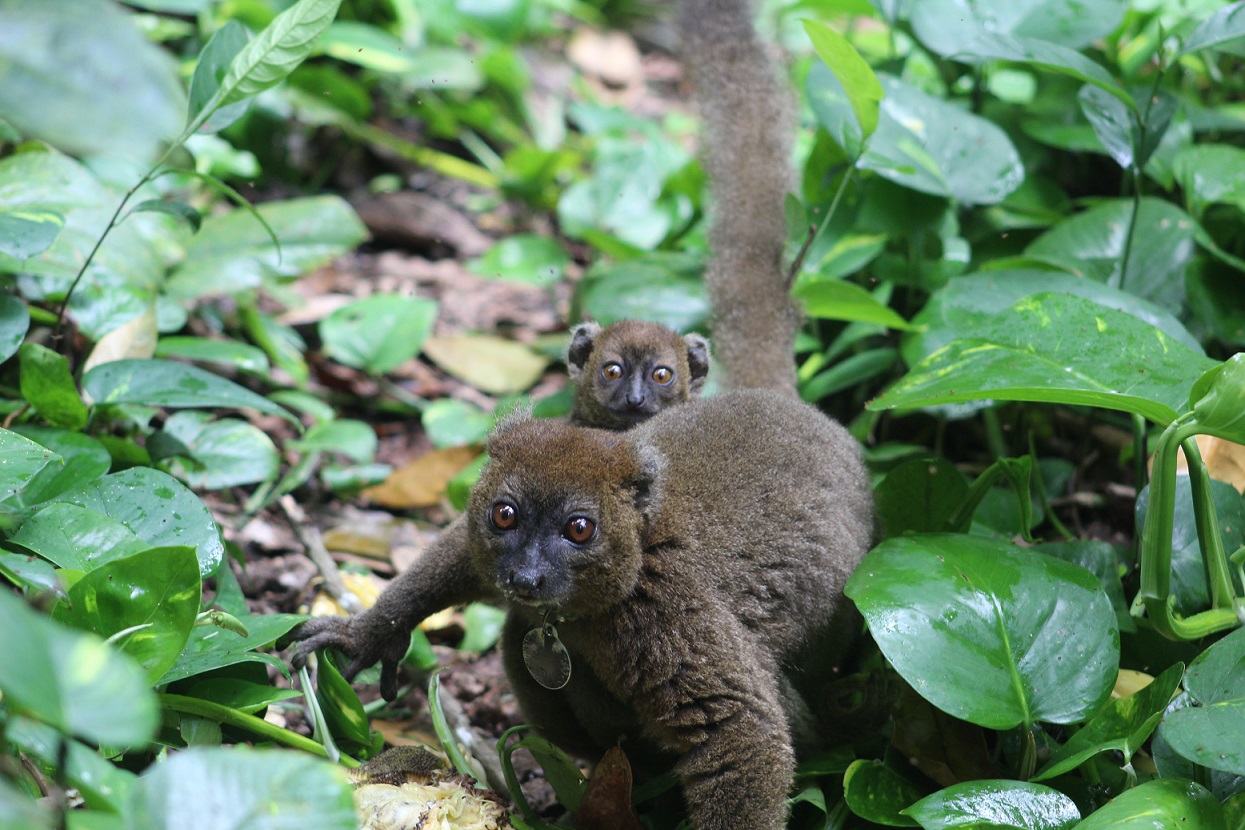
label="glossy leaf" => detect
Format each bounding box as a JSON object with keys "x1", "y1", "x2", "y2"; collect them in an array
[
  {"x1": 1190, "y1": 353, "x2": 1245, "y2": 443},
  {"x1": 315, "y1": 651, "x2": 375, "y2": 749},
  {"x1": 871, "y1": 294, "x2": 1218, "y2": 426},
  {"x1": 128, "y1": 747, "x2": 356, "y2": 830},
  {"x1": 0, "y1": 208, "x2": 61, "y2": 261},
  {"x1": 846, "y1": 534, "x2": 1118, "y2": 729},
  {"x1": 0, "y1": 428, "x2": 59, "y2": 504},
  {"x1": 467, "y1": 234, "x2": 568, "y2": 288},
  {"x1": 1034, "y1": 541, "x2": 1133, "y2": 633},
  {"x1": 0, "y1": 590, "x2": 158, "y2": 747},
  {"x1": 577, "y1": 255, "x2": 710, "y2": 332},
  {"x1": 874, "y1": 458, "x2": 968, "y2": 538},
  {"x1": 460, "y1": 602, "x2": 506, "y2": 653},
  {"x1": 909, "y1": 0, "x2": 1127, "y2": 55},
  {"x1": 1178, "y1": 1, "x2": 1245, "y2": 57},
  {"x1": 10, "y1": 428, "x2": 111, "y2": 507},
  {"x1": 1032, "y1": 662, "x2": 1184, "y2": 780},
  {"x1": 7, "y1": 716, "x2": 135, "y2": 814},
  {"x1": 794, "y1": 279, "x2": 913, "y2": 330},
  {"x1": 422, "y1": 399, "x2": 493, "y2": 449},
  {"x1": 158, "y1": 614, "x2": 303, "y2": 685},
  {"x1": 154, "y1": 337, "x2": 270, "y2": 375},
  {"x1": 1073, "y1": 779, "x2": 1222, "y2": 829},
  {"x1": 83, "y1": 359, "x2": 294, "y2": 424},
  {"x1": 903, "y1": 780, "x2": 1080, "y2": 830},
  {"x1": 291, "y1": 419, "x2": 378, "y2": 463},
  {"x1": 55, "y1": 467, "x2": 225, "y2": 578},
  {"x1": 53, "y1": 546, "x2": 200, "y2": 684},
  {"x1": 0, "y1": 294, "x2": 30, "y2": 363},
  {"x1": 187, "y1": 19, "x2": 251, "y2": 131},
  {"x1": 11, "y1": 503, "x2": 149, "y2": 572},
  {"x1": 1078, "y1": 86, "x2": 1175, "y2": 171},
  {"x1": 901, "y1": 270, "x2": 1201, "y2": 366},
  {"x1": 160, "y1": 413, "x2": 280, "y2": 489},
  {"x1": 1174, "y1": 144, "x2": 1245, "y2": 217},
  {"x1": 803, "y1": 21, "x2": 883, "y2": 149},
  {"x1": 19, "y1": 343, "x2": 88, "y2": 430},
  {"x1": 1162, "y1": 626, "x2": 1245, "y2": 776},
  {"x1": 319, "y1": 294, "x2": 439, "y2": 375},
  {"x1": 842, "y1": 759, "x2": 922, "y2": 826}
]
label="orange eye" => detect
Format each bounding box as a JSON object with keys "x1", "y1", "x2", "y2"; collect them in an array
[
  {"x1": 602, "y1": 363, "x2": 623, "y2": 381},
  {"x1": 491, "y1": 501, "x2": 518, "y2": 530},
  {"x1": 651, "y1": 366, "x2": 673, "y2": 384},
  {"x1": 562, "y1": 516, "x2": 596, "y2": 544}
]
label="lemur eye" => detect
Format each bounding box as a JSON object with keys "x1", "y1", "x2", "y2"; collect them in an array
[
  {"x1": 562, "y1": 516, "x2": 597, "y2": 544},
  {"x1": 602, "y1": 362, "x2": 623, "y2": 381},
  {"x1": 491, "y1": 501, "x2": 518, "y2": 530},
  {"x1": 651, "y1": 366, "x2": 673, "y2": 384}
]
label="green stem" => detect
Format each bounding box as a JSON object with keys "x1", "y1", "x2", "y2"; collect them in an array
[
  {"x1": 1182, "y1": 436, "x2": 1237, "y2": 612},
  {"x1": 1131, "y1": 413, "x2": 1148, "y2": 493},
  {"x1": 787, "y1": 165, "x2": 856, "y2": 289}
]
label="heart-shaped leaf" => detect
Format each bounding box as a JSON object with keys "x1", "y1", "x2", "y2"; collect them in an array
[
  {"x1": 909, "y1": 0, "x2": 1126, "y2": 55},
  {"x1": 0, "y1": 428, "x2": 61, "y2": 505},
  {"x1": 83, "y1": 359, "x2": 295, "y2": 424},
  {"x1": 319, "y1": 294, "x2": 439, "y2": 375},
  {"x1": 158, "y1": 614, "x2": 303, "y2": 685},
  {"x1": 902, "y1": 780, "x2": 1080, "y2": 830},
  {"x1": 1072, "y1": 779, "x2": 1222, "y2": 829},
  {"x1": 159, "y1": 413, "x2": 280, "y2": 489},
  {"x1": 843, "y1": 759, "x2": 923, "y2": 826},
  {"x1": 1161, "y1": 626, "x2": 1245, "y2": 776},
  {"x1": 19, "y1": 343, "x2": 87, "y2": 430}
]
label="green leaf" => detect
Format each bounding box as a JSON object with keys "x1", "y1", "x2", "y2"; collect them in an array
[
  {"x1": 422, "y1": 400, "x2": 493, "y2": 448},
  {"x1": 8, "y1": 717, "x2": 135, "y2": 813},
  {"x1": 1035, "y1": 541, "x2": 1134, "y2": 634},
  {"x1": 460, "y1": 602, "x2": 506, "y2": 653},
  {"x1": 83, "y1": 359, "x2": 295, "y2": 424},
  {"x1": 291, "y1": 419, "x2": 378, "y2": 463},
  {"x1": 576, "y1": 254, "x2": 710, "y2": 332},
  {"x1": 1025, "y1": 198, "x2": 1196, "y2": 309},
  {"x1": 1161, "y1": 626, "x2": 1245, "y2": 776},
  {"x1": 803, "y1": 21, "x2": 883, "y2": 147},
  {"x1": 901, "y1": 270, "x2": 1202, "y2": 367},
  {"x1": 871, "y1": 294, "x2": 1219, "y2": 426},
  {"x1": 800, "y1": 348, "x2": 898, "y2": 403},
  {"x1": 1078, "y1": 86, "x2": 1176, "y2": 172},
  {"x1": 0, "y1": 590, "x2": 158, "y2": 747},
  {"x1": 1190, "y1": 353, "x2": 1245, "y2": 443},
  {"x1": 794, "y1": 279, "x2": 914, "y2": 330},
  {"x1": 1033, "y1": 662, "x2": 1184, "y2": 780},
  {"x1": 0, "y1": 771, "x2": 52, "y2": 829},
  {"x1": 315, "y1": 651, "x2": 375, "y2": 750},
  {"x1": 165, "y1": 195, "x2": 367, "y2": 299},
  {"x1": 0, "y1": 0, "x2": 185, "y2": 160},
  {"x1": 1073, "y1": 779, "x2": 1222, "y2": 829},
  {"x1": 55, "y1": 467, "x2": 225, "y2": 578},
  {"x1": 0, "y1": 294, "x2": 30, "y2": 363},
  {"x1": 319, "y1": 294, "x2": 439, "y2": 375},
  {"x1": 315, "y1": 20, "x2": 417, "y2": 72},
  {"x1": 505, "y1": 734, "x2": 587, "y2": 812},
  {"x1": 128, "y1": 747, "x2": 356, "y2": 830},
  {"x1": 846, "y1": 534, "x2": 1119, "y2": 729},
  {"x1": 903, "y1": 780, "x2": 1080, "y2": 830},
  {"x1": 173, "y1": 675, "x2": 303, "y2": 715},
  {"x1": 19, "y1": 343, "x2": 88, "y2": 430},
  {"x1": 859, "y1": 76, "x2": 1024, "y2": 205},
  {"x1": 11, "y1": 427, "x2": 111, "y2": 507},
  {"x1": 160, "y1": 412, "x2": 281, "y2": 489},
  {"x1": 0, "y1": 428, "x2": 60, "y2": 505},
  {"x1": 53, "y1": 546, "x2": 201, "y2": 684},
  {"x1": 874, "y1": 458, "x2": 969, "y2": 538},
  {"x1": 423, "y1": 334, "x2": 551, "y2": 396},
  {"x1": 467, "y1": 234, "x2": 568, "y2": 288},
  {"x1": 11, "y1": 503, "x2": 149, "y2": 573},
  {"x1": 188, "y1": 19, "x2": 252, "y2": 131},
  {"x1": 842, "y1": 759, "x2": 922, "y2": 826},
  {"x1": 1178, "y1": 1, "x2": 1245, "y2": 57},
  {"x1": 214, "y1": 0, "x2": 343, "y2": 110},
  {"x1": 1173, "y1": 144, "x2": 1245, "y2": 217},
  {"x1": 158, "y1": 614, "x2": 303, "y2": 685},
  {"x1": 909, "y1": 0, "x2": 1127, "y2": 55},
  {"x1": 0, "y1": 208, "x2": 62, "y2": 260},
  {"x1": 154, "y1": 337, "x2": 270, "y2": 375}
]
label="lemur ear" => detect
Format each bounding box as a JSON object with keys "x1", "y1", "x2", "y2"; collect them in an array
[
  {"x1": 629, "y1": 443, "x2": 666, "y2": 521},
  {"x1": 567, "y1": 321, "x2": 603, "y2": 381},
  {"x1": 683, "y1": 333, "x2": 711, "y2": 393}
]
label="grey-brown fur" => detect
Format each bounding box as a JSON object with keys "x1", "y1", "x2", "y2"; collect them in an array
[{"x1": 567, "y1": 320, "x2": 711, "y2": 431}]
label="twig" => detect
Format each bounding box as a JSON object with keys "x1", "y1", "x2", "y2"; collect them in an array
[{"x1": 277, "y1": 495, "x2": 360, "y2": 613}]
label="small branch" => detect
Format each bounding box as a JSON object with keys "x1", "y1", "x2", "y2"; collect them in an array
[
  {"x1": 277, "y1": 495, "x2": 360, "y2": 613},
  {"x1": 785, "y1": 224, "x2": 817, "y2": 289}
]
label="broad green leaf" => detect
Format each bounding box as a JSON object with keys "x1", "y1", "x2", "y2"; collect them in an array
[
  {"x1": 0, "y1": 428, "x2": 59, "y2": 504},
  {"x1": 1190, "y1": 353, "x2": 1245, "y2": 443},
  {"x1": 460, "y1": 602, "x2": 506, "y2": 653},
  {"x1": 467, "y1": 234, "x2": 569, "y2": 288},
  {"x1": 1025, "y1": 198, "x2": 1196, "y2": 309},
  {"x1": 8, "y1": 717, "x2": 135, "y2": 813},
  {"x1": 11, "y1": 503, "x2": 149, "y2": 573},
  {"x1": 319, "y1": 294, "x2": 439, "y2": 375},
  {"x1": 860, "y1": 76, "x2": 1024, "y2": 205},
  {"x1": 160, "y1": 412, "x2": 280, "y2": 489},
  {"x1": 1178, "y1": 1, "x2": 1245, "y2": 57},
  {"x1": 1035, "y1": 541, "x2": 1134, "y2": 633},
  {"x1": 214, "y1": 0, "x2": 343, "y2": 109},
  {"x1": 315, "y1": 651, "x2": 374, "y2": 751},
  {"x1": 316, "y1": 20, "x2": 420, "y2": 72},
  {"x1": 803, "y1": 21, "x2": 883, "y2": 145},
  {"x1": 423, "y1": 334, "x2": 551, "y2": 395},
  {"x1": 158, "y1": 614, "x2": 303, "y2": 685},
  {"x1": 19, "y1": 344, "x2": 88, "y2": 430},
  {"x1": 154, "y1": 337, "x2": 270, "y2": 374},
  {"x1": 909, "y1": 0, "x2": 1127, "y2": 55},
  {"x1": 903, "y1": 780, "x2": 1080, "y2": 830},
  {"x1": 842, "y1": 760, "x2": 922, "y2": 826},
  {"x1": 173, "y1": 676, "x2": 302, "y2": 715},
  {"x1": 0, "y1": 294, "x2": 30, "y2": 363},
  {"x1": 576, "y1": 254, "x2": 710, "y2": 331},
  {"x1": 422, "y1": 399, "x2": 493, "y2": 448},
  {"x1": 0, "y1": 550, "x2": 62, "y2": 595},
  {"x1": 871, "y1": 293, "x2": 1219, "y2": 426},
  {"x1": 1072, "y1": 779, "x2": 1222, "y2": 829},
  {"x1": 901, "y1": 270, "x2": 1202, "y2": 366},
  {"x1": 1161, "y1": 626, "x2": 1245, "y2": 776},
  {"x1": 165, "y1": 195, "x2": 367, "y2": 299},
  {"x1": 874, "y1": 458, "x2": 968, "y2": 538},
  {"x1": 129, "y1": 199, "x2": 201, "y2": 233},
  {"x1": 128, "y1": 747, "x2": 356, "y2": 830},
  {"x1": 1032, "y1": 662, "x2": 1184, "y2": 780},
  {"x1": 1174, "y1": 144, "x2": 1245, "y2": 217},
  {"x1": 291, "y1": 419, "x2": 378, "y2": 463},
  {"x1": 794, "y1": 279, "x2": 914, "y2": 330},
  {"x1": 800, "y1": 348, "x2": 898, "y2": 403},
  {"x1": 0, "y1": 208, "x2": 62, "y2": 260},
  {"x1": 0, "y1": 590, "x2": 158, "y2": 747},
  {"x1": 83, "y1": 359, "x2": 295, "y2": 424},
  {"x1": 53, "y1": 546, "x2": 200, "y2": 684},
  {"x1": 0, "y1": 0, "x2": 184, "y2": 160},
  {"x1": 187, "y1": 19, "x2": 251, "y2": 131},
  {"x1": 846, "y1": 534, "x2": 1119, "y2": 728},
  {"x1": 1078, "y1": 86, "x2": 1176, "y2": 172},
  {"x1": 55, "y1": 467, "x2": 225, "y2": 578}
]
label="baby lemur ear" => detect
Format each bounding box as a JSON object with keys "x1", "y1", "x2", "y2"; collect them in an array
[
  {"x1": 629, "y1": 443, "x2": 666, "y2": 520},
  {"x1": 683, "y1": 333, "x2": 711, "y2": 393},
  {"x1": 566, "y1": 322, "x2": 602, "y2": 381}
]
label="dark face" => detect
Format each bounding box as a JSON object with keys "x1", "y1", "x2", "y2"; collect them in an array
[{"x1": 595, "y1": 356, "x2": 681, "y2": 423}]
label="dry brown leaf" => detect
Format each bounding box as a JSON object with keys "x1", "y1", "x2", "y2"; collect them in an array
[
  {"x1": 364, "y1": 445, "x2": 480, "y2": 508},
  {"x1": 567, "y1": 29, "x2": 643, "y2": 88},
  {"x1": 574, "y1": 747, "x2": 642, "y2": 830},
  {"x1": 1173, "y1": 435, "x2": 1245, "y2": 494},
  {"x1": 82, "y1": 303, "x2": 158, "y2": 378},
  {"x1": 422, "y1": 334, "x2": 550, "y2": 395},
  {"x1": 309, "y1": 572, "x2": 384, "y2": 617}
]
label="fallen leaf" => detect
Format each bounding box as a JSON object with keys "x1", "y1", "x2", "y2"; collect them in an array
[
  {"x1": 82, "y1": 304, "x2": 158, "y2": 377},
  {"x1": 574, "y1": 746, "x2": 642, "y2": 830},
  {"x1": 423, "y1": 334, "x2": 550, "y2": 395},
  {"x1": 364, "y1": 445, "x2": 480, "y2": 508},
  {"x1": 567, "y1": 28, "x2": 643, "y2": 88},
  {"x1": 309, "y1": 572, "x2": 384, "y2": 617}
]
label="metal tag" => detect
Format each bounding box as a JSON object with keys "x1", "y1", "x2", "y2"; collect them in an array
[{"x1": 522, "y1": 622, "x2": 572, "y2": 690}]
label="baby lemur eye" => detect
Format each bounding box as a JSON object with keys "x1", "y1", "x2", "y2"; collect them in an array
[
  {"x1": 562, "y1": 516, "x2": 596, "y2": 544},
  {"x1": 491, "y1": 501, "x2": 518, "y2": 530},
  {"x1": 651, "y1": 366, "x2": 673, "y2": 384},
  {"x1": 601, "y1": 362, "x2": 623, "y2": 381}
]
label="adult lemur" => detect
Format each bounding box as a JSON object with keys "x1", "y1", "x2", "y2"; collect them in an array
[{"x1": 291, "y1": 3, "x2": 874, "y2": 829}]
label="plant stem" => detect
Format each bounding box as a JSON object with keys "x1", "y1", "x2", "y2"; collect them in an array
[{"x1": 787, "y1": 165, "x2": 856, "y2": 290}]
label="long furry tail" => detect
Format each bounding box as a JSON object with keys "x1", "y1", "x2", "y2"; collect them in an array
[{"x1": 676, "y1": 0, "x2": 801, "y2": 394}]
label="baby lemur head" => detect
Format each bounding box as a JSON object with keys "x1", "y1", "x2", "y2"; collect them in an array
[
  {"x1": 567, "y1": 320, "x2": 710, "y2": 431},
  {"x1": 467, "y1": 412, "x2": 664, "y2": 618}
]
